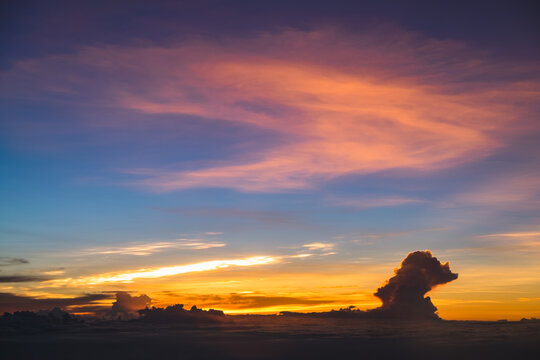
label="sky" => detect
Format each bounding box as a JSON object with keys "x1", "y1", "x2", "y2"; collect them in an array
[{"x1": 1, "y1": 0, "x2": 539, "y2": 320}]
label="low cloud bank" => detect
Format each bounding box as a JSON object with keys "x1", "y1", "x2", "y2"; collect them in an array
[
  {"x1": 0, "y1": 293, "x2": 111, "y2": 313},
  {"x1": 138, "y1": 304, "x2": 227, "y2": 324}
]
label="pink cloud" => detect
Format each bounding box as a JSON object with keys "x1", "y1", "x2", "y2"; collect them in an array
[{"x1": 2, "y1": 28, "x2": 539, "y2": 192}]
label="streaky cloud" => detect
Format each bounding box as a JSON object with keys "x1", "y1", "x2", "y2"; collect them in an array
[
  {"x1": 0, "y1": 292, "x2": 111, "y2": 313},
  {"x1": 42, "y1": 256, "x2": 280, "y2": 287},
  {"x1": 0, "y1": 275, "x2": 52, "y2": 283},
  {"x1": 0, "y1": 257, "x2": 29, "y2": 267},
  {"x1": 80, "y1": 239, "x2": 226, "y2": 256}
]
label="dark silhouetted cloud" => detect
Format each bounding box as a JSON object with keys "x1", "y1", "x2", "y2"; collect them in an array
[
  {"x1": 372, "y1": 250, "x2": 458, "y2": 319},
  {"x1": 0, "y1": 275, "x2": 51, "y2": 283},
  {"x1": 110, "y1": 292, "x2": 152, "y2": 317},
  {"x1": 0, "y1": 292, "x2": 112, "y2": 313},
  {"x1": 138, "y1": 304, "x2": 227, "y2": 323}
]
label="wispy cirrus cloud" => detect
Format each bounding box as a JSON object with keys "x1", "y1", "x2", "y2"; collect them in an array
[
  {"x1": 479, "y1": 231, "x2": 540, "y2": 238},
  {"x1": 452, "y1": 174, "x2": 540, "y2": 209},
  {"x1": 77, "y1": 239, "x2": 225, "y2": 256},
  {"x1": 0, "y1": 257, "x2": 29, "y2": 267},
  {"x1": 153, "y1": 207, "x2": 296, "y2": 224},
  {"x1": 3, "y1": 28, "x2": 538, "y2": 192},
  {"x1": 328, "y1": 195, "x2": 423, "y2": 209},
  {"x1": 476, "y1": 231, "x2": 540, "y2": 249}
]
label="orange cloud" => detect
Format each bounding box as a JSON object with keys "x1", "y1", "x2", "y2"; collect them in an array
[{"x1": 2, "y1": 28, "x2": 539, "y2": 192}]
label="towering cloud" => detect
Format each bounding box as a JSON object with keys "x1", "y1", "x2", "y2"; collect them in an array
[{"x1": 372, "y1": 250, "x2": 458, "y2": 319}]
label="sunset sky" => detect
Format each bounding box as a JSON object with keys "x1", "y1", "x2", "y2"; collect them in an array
[{"x1": 1, "y1": 0, "x2": 539, "y2": 320}]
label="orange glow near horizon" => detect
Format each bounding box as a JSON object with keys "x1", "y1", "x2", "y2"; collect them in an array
[{"x1": 23, "y1": 249, "x2": 538, "y2": 321}]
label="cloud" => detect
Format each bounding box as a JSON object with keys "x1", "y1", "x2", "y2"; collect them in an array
[
  {"x1": 0, "y1": 292, "x2": 111, "y2": 313},
  {"x1": 302, "y1": 242, "x2": 335, "y2": 251},
  {"x1": 80, "y1": 239, "x2": 226, "y2": 256},
  {"x1": 154, "y1": 207, "x2": 296, "y2": 224},
  {"x1": 3, "y1": 28, "x2": 537, "y2": 192},
  {"x1": 184, "y1": 293, "x2": 337, "y2": 310},
  {"x1": 452, "y1": 174, "x2": 540, "y2": 209},
  {"x1": 0, "y1": 275, "x2": 52, "y2": 283},
  {"x1": 328, "y1": 196, "x2": 423, "y2": 209},
  {"x1": 474, "y1": 231, "x2": 540, "y2": 250},
  {"x1": 42, "y1": 256, "x2": 280, "y2": 287},
  {"x1": 372, "y1": 250, "x2": 458, "y2": 319},
  {"x1": 479, "y1": 231, "x2": 540, "y2": 238},
  {"x1": 0, "y1": 257, "x2": 29, "y2": 266},
  {"x1": 110, "y1": 292, "x2": 152, "y2": 316},
  {"x1": 41, "y1": 269, "x2": 66, "y2": 276}
]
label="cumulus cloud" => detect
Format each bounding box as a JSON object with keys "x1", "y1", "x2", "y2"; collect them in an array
[
  {"x1": 372, "y1": 250, "x2": 458, "y2": 319},
  {"x1": 110, "y1": 292, "x2": 152, "y2": 317}
]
